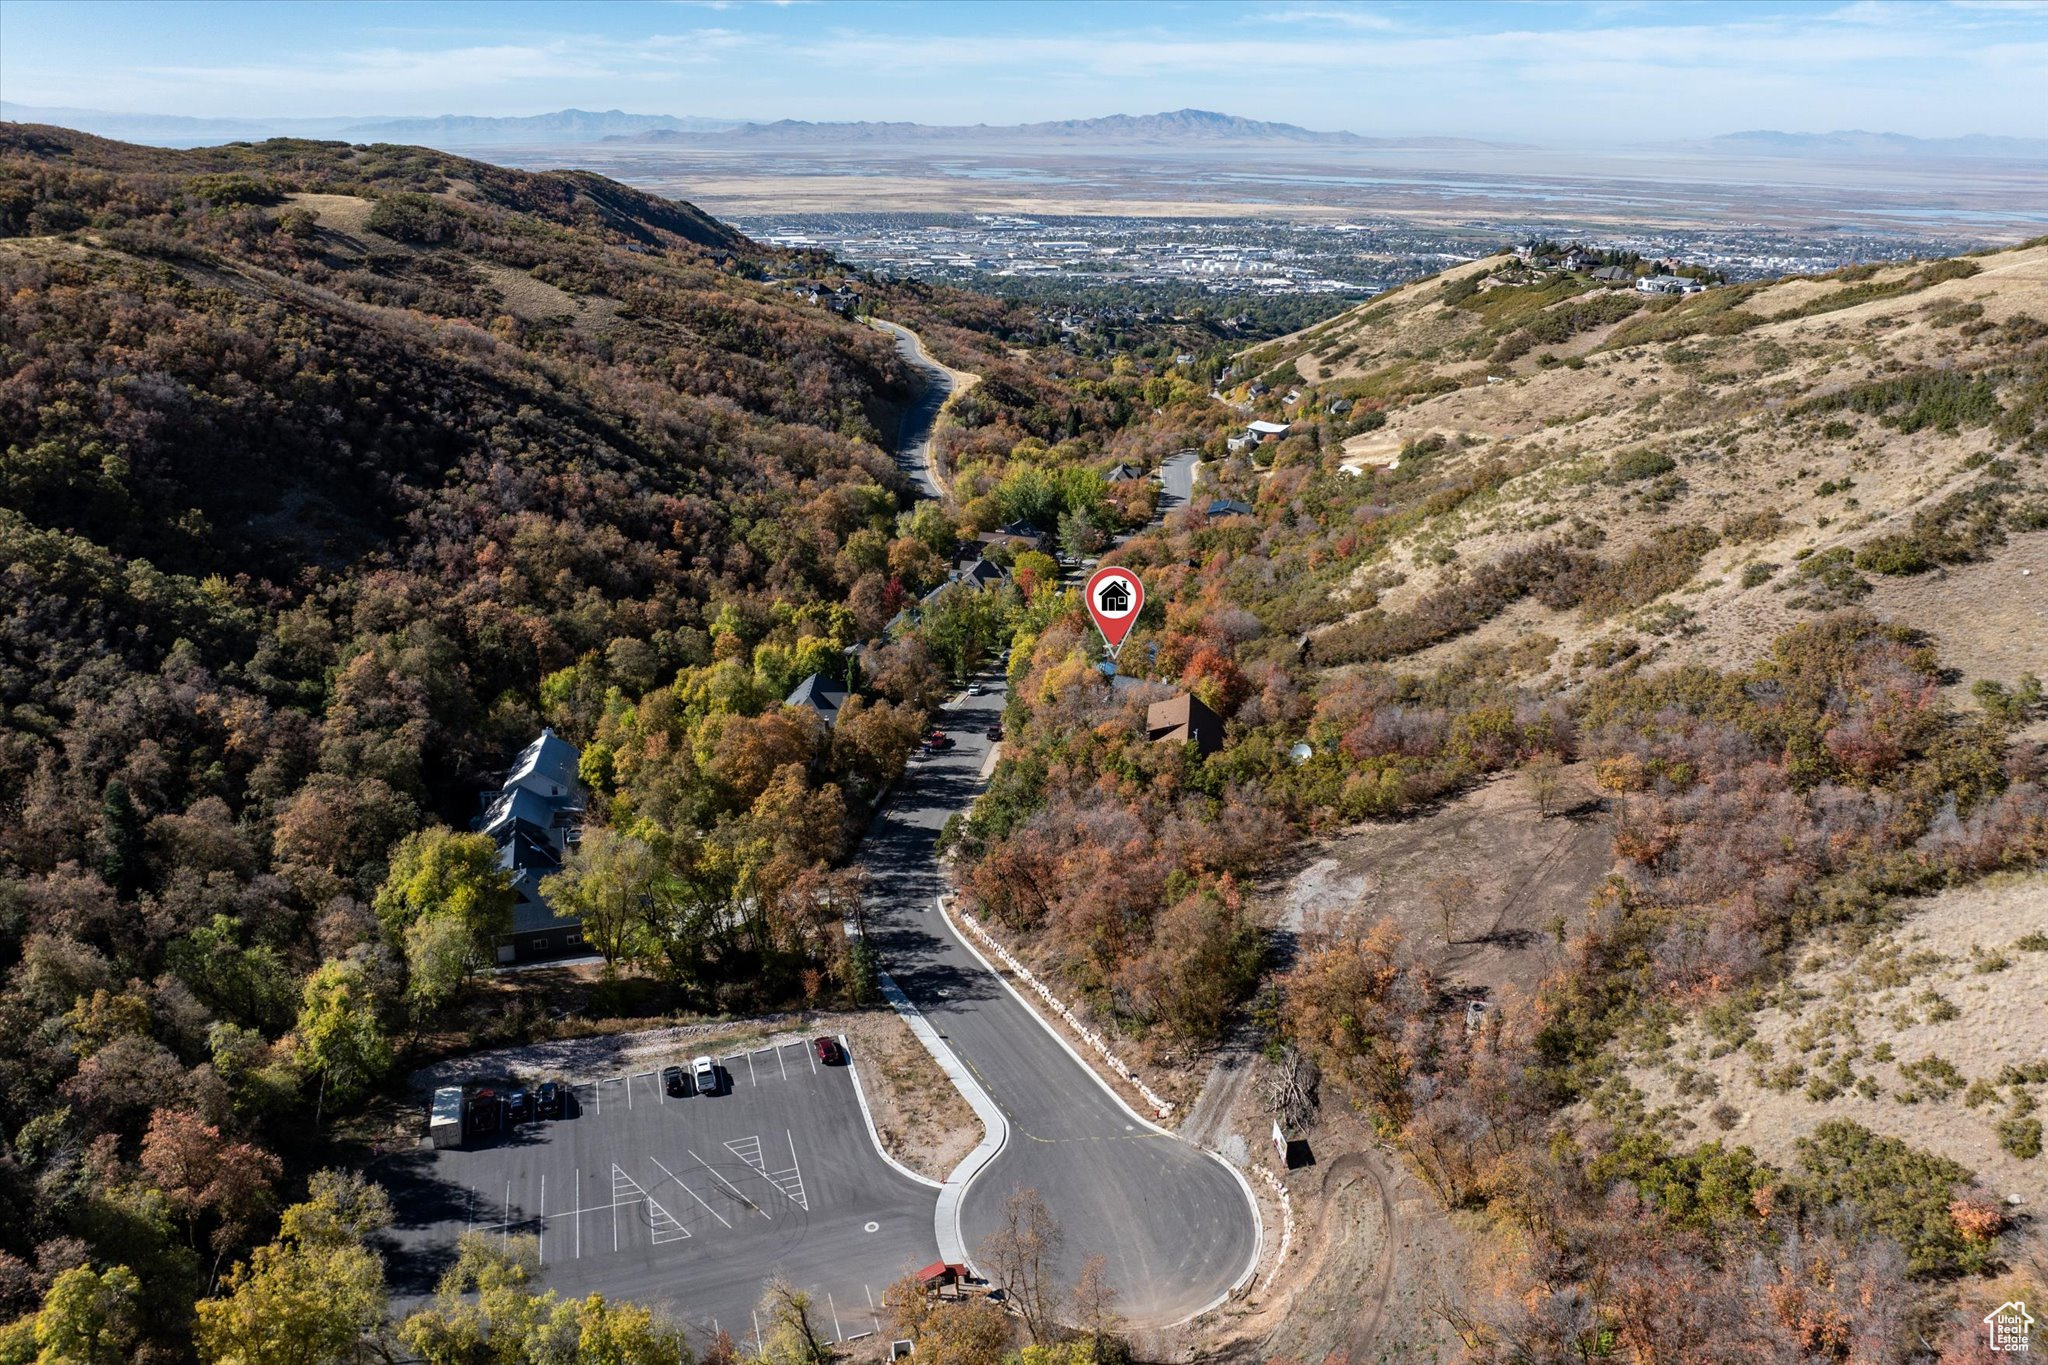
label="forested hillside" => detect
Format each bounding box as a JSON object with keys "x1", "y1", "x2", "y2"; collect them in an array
[{"x1": 0, "y1": 126, "x2": 997, "y2": 1360}]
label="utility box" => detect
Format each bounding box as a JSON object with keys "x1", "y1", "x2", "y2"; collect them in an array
[{"x1": 429, "y1": 1086, "x2": 465, "y2": 1149}]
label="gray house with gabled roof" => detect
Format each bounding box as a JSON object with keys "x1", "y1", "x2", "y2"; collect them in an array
[
  {"x1": 787, "y1": 673, "x2": 851, "y2": 726},
  {"x1": 475, "y1": 728, "x2": 586, "y2": 963}
]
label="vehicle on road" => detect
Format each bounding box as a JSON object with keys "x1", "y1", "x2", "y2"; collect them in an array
[
  {"x1": 505, "y1": 1089, "x2": 532, "y2": 1124},
  {"x1": 985, "y1": 724, "x2": 1003, "y2": 741},
  {"x1": 925, "y1": 733, "x2": 954, "y2": 751},
  {"x1": 692, "y1": 1055, "x2": 719, "y2": 1096},
  {"x1": 966, "y1": 683, "x2": 984, "y2": 695},
  {"x1": 813, "y1": 1036, "x2": 843, "y2": 1066},
  {"x1": 536, "y1": 1081, "x2": 564, "y2": 1119},
  {"x1": 662, "y1": 1065, "x2": 687, "y2": 1097}
]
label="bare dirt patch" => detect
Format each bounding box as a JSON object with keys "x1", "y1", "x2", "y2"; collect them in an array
[
  {"x1": 837, "y1": 1008, "x2": 980, "y2": 1182},
  {"x1": 1271, "y1": 766, "x2": 1614, "y2": 1008},
  {"x1": 1865, "y1": 529, "x2": 2048, "y2": 695}
]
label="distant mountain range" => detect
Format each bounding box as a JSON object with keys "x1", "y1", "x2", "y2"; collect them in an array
[
  {"x1": 1706, "y1": 129, "x2": 2048, "y2": 159},
  {"x1": 0, "y1": 103, "x2": 744, "y2": 147},
  {"x1": 609, "y1": 108, "x2": 1522, "y2": 149}
]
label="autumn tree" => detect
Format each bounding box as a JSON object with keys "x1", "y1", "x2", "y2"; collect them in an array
[
  {"x1": 1425, "y1": 874, "x2": 1476, "y2": 949},
  {"x1": 140, "y1": 1108, "x2": 281, "y2": 1261},
  {"x1": 756, "y1": 1277, "x2": 829, "y2": 1365},
  {"x1": 978, "y1": 1187, "x2": 1064, "y2": 1344},
  {"x1": 1072, "y1": 1253, "x2": 1125, "y2": 1362},
  {"x1": 193, "y1": 1172, "x2": 389, "y2": 1365},
  {"x1": 7, "y1": 1264, "x2": 141, "y2": 1365}
]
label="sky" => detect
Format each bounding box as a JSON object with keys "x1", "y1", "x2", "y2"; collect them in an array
[{"x1": 2, "y1": 0, "x2": 2045, "y2": 141}]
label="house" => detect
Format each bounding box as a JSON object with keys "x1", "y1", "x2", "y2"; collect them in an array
[
  {"x1": 1635, "y1": 274, "x2": 1703, "y2": 296},
  {"x1": 476, "y1": 729, "x2": 586, "y2": 963},
  {"x1": 1561, "y1": 248, "x2": 1596, "y2": 272},
  {"x1": 1105, "y1": 463, "x2": 1145, "y2": 484},
  {"x1": 1146, "y1": 693, "x2": 1223, "y2": 756},
  {"x1": 976, "y1": 520, "x2": 1048, "y2": 553},
  {"x1": 1328, "y1": 397, "x2": 1354, "y2": 415},
  {"x1": 786, "y1": 673, "x2": 851, "y2": 726},
  {"x1": 1590, "y1": 264, "x2": 1631, "y2": 283},
  {"x1": 1207, "y1": 497, "x2": 1255, "y2": 518},
  {"x1": 1246, "y1": 419, "x2": 1291, "y2": 444},
  {"x1": 953, "y1": 557, "x2": 1007, "y2": 590},
  {"x1": 826, "y1": 287, "x2": 862, "y2": 316}
]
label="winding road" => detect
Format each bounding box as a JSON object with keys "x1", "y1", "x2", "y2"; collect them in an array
[
  {"x1": 873, "y1": 317, "x2": 972, "y2": 500},
  {"x1": 860, "y1": 322, "x2": 1259, "y2": 1325}
]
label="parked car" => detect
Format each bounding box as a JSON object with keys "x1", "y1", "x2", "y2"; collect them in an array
[
  {"x1": 966, "y1": 683, "x2": 984, "y2": 696},
  {"x1": 692, "y1": 1056, "x2": 719, "y2": 1096},
  {"x1": 662, "y1": 1065, "x2": 687, "y2": 1098},
  {"x1": 813, "y1": 1036, "x2": 843, "y2": 1066},
  {"x1": 468, "y1": 1088, "x2": 501, "y2": 1135},
  {"x1": 505, "y1": 1089, "x2": 532, "y2": 1124},
  {"x1": 536, "y1": 1081, "x2": 564, "y2": 1119},
  {"x1": 985, "y1": 724, "x2": 1003, "y2": 741}
]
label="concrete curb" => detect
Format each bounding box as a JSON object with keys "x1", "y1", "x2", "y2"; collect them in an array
[
  {"x1": 872, "y1": 969, "x2": 1009, "y2": 1267},
  {"x1": 839, "y1": 1029, "x2": 943, "y2": 1192},
  {"x1": 933, "y1": 895, "x2": 1264, "y2": 1321}
]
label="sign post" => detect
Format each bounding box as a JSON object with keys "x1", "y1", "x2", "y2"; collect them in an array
[{"x1": 1083, "y1": 567, "x2": 1144, "y2": 660}]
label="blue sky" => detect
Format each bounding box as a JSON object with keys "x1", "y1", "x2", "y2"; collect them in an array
[{"x1": 2, "y1": 0, "x2": 2044, "y2": 140}]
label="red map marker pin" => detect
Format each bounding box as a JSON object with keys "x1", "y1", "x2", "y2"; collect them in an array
[{"x1": 1084, "y1": 566, "x2": 1144, "y2": 658}]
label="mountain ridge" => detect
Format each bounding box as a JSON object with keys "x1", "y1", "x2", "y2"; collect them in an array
[{"x1": 609, "y1": 107, "x2": 1525, "y2": 149}]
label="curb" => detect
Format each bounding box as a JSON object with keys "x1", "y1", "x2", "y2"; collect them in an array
[
  {"x1": 933, "y1": 894, "x2": 1264, "y2": 1322},
  {"x1": 871, "y1": 968, "x2": 1009, "y2": 1268},
  {"x1": 839, "y1": 1029, "x2": 943, "y2": 1192}
]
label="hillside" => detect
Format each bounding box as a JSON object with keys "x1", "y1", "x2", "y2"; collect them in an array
[
  {"x1": 947, "y1": 237, "x2": 2048, "y2": 1363},
  {"x1": 1232, "y1": 242, "x2": 2048, "y2": 716}
]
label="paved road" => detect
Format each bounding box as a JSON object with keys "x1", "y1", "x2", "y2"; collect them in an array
[
  {"x1": 873, "y1": 318, "x2": 960, "y2": 499},
  {"x1": 378, "y1": 1040, "x2": 938, "y2": 1347},
  {"x1": 1156, "y1": 448, "x2": 1199, "y2": 517},
  {"x1": 863, "y1": 686, "x2": 1259, "y2": 1326}
]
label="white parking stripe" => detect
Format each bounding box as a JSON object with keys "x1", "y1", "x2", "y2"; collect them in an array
[
  {"x1": 747, "y1": 1052, "x2": 757, "y2": 1087},
  {"x1": 691, "y1": 1150, "x2": 771, "y2": 1219},
  {"x1": 539, "y1": 1173, "x2": 545, "y2": 1264},
  {"x1": 777, "y1": 1046, "x2": 788, "y2": 1082},
  {"x1": 652, "y1": 1157, "x2": 732, "y2": 1229}
]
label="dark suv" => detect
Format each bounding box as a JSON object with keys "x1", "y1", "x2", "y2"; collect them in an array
[
  {"x1": 662, "y1": 1065, "x2": 688, "y2": 1098},
  {"x1": 536, "y1": 1081, "x2": 564, "y2": 1120}
]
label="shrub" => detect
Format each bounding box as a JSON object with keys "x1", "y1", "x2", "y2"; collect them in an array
[
  {"x1": 1794, "y1": 1119, "x2": 1992, "y2": 1274},
  {"x1": 1996, "y1": 1115, "x2": 2043, "y2": 1160},
  {"x1": 1740, "y1": 561, "x2": 1778, "y2": 589},
  {"x1": 1607, "y1": 448, "x2": 1677, "y2": 483}
]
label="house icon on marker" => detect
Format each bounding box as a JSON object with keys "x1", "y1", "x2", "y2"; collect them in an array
[
  {"x1": 1985, "y1": 1301, "x2": 2034, "y2": 1352},
  {"x1": 1096, "y1": 579, "x2": 1132, "y2": 614}
]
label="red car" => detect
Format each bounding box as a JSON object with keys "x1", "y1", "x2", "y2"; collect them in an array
[
  {"x1": 926, "y1": 733, "x2": 955, "y2": 751},
  {"x1": 814, "y1": 1036, "x2": 844, "y2": 1066}
]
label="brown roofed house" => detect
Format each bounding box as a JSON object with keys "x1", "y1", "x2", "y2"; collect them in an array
[{"x1": 1146, "y1": 692, "x2": 1223, "y2": 756}]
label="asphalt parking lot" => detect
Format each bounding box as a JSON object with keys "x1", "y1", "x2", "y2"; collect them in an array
[{"x1": 377, "y1": 1037, "x2": 942, "y2": 1348}]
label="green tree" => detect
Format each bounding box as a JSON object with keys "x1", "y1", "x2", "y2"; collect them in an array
[
  {"x1": 194, "y1": 1173, "x2": 389, "y2": 1365},
  {"x1": 294, "y1": 960, "x2": 392, "y2": 1127},
  {"x1": 25, "y1": 1265, "x2": 141, "y2": 1365},
  {"x1": 98, "y1": 780, "x2": 144, "y2": 901},
  {"x1": 403, "y1": 912, "x2": 472, "y2": 1031},
  {"x1": 372, "y1": 827, "x2": 515, "y2": 969},
  {"x1": 540, "y1": 827, "x2": 658, "y2": 967}
]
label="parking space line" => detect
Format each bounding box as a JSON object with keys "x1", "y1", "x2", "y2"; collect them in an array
[
  {"x1": 747, "y1": 1052, "x2": 757, "y2": 1087},
  {"x1": 752, "y1": 1311, "x2": 763, "y2": 1356},
  {"x1": 575, "y1": 1170, "x2": 581, "y2": 1258},
  {"x1": 829, "y1": 1292, "x2": 842, "y2": 1342},
  {"x1": 652, "y1": 1157, "x2": 731, "y2": 1230},
  {"x1": 808, "y1": 1040, "x2": 818, "y2": 1074},
  {"x1": 691, "y1": 1150, "x2": 770, "y2": 1219},
  {"x1": 777, "y1": 1046, "x2": 788, "y2": 1082},
  {"x1": 539, "y1": 1174, "x2": 545, "y2": 1264},
  {"x1": 502, "y1": 1181, "x2": 511, "y2": 1249}
]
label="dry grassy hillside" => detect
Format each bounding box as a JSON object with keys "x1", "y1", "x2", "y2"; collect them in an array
[{"x1": 1235, "y1": 242, "x2": 2048, "y2": 708}]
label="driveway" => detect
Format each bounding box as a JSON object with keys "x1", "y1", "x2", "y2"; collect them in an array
[
  {"x1": 864, "y1": 686, "x2": 1259, "y2": 1326},
  {"x1": 1156, "y1": 448, "x2": 1199, "y2": 517}
]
